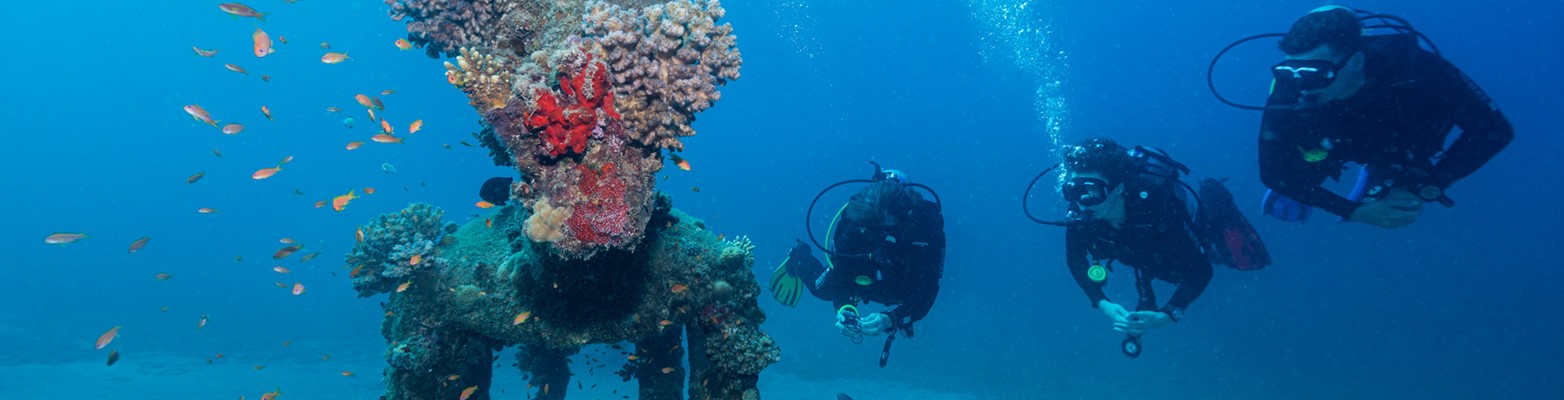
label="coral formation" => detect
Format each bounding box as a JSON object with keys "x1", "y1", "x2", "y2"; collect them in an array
[
  {"x1": 583, "y1": 0, "x2": 743, "y2": 151},
  {"x1": 522, "y1": 49, "x2": 620, "y2": 157},
  {"x1": 445, "y1": 47, "x2": 513, "y2": 111},
  {"x1": 348, "y1": 203, "x2": 449, "y2": 297},
  {"x1": 524, "y1": 196, "x2": 571, "y2": 243},
  {"x1": 386, "y1": 0, "x2": 507, "y2": 58}
]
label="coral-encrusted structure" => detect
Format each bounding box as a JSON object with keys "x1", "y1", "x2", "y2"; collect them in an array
[
  {"x1": 354, "y1": 199, "x2": 778, "y2": 400},
  {"x1": 379, "y1": 1, "x2": 768, "y2": 399}
]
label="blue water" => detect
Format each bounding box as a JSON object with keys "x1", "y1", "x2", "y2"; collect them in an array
[{"x1": 3, "y1": 1, "x2": 1561, "y2": 398}]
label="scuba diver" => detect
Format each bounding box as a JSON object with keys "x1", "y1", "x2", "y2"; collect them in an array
[
  {"x1": 1023, "y1": 138, "x2": 1270, "y2": 358},
  {"x1": 771, "y1": 162, "x2": 946, "y2": 367},
  {"x1": 1218, "y1": 6, "x2": 1513, "y2": 228}
]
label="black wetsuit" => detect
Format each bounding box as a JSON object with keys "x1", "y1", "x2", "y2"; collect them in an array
[
  {"x1": 1259, "y1": 35, "x2": 1513, "y2": 218},
  {"x1": 792, "y1": 190, "x2": 945, "y2": 332},
  {"x1": 1066, "y1": 177, "x2": 1213, "y2": 313}
]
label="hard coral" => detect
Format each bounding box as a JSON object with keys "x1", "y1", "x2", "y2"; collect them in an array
[
  {"x1": 445, "y1": 47, "x2": 513, "y2": 111},
  {"x1": 386, "y1": 0, "x2": 506, "y2": 58},
  {"x1": 347, "y1": 203, "x2": 447, "y2": 297},
  {"x1": 524, "y1": 50, "x2": 620, "y2": 158},
  {"x1": 583, "y1": 0, "x2": 742, "y2": 151}
]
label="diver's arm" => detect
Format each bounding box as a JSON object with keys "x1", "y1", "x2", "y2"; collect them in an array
[
  {"x1": 1259, "y1": 107, "x2": 1361, "y2": 218},
  {"x1": 1426, "y1": 53, "x2": 1514, "y2": 188},
  {"x1": 1065, "y1": 225, "x2": 1108, "y2": 308}
]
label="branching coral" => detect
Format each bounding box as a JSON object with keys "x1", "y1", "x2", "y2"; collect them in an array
[
  {"x1": 583, "y1": 0, "x2": 742, "y2": 151},
  {"x1": 348, "y1": 203, "x2": 449, "y2": 297},
  {"x1": 524, "y1": 196, "x2": 571, "y2": 243},
  {"x1": 386, "y1": 0, "x2": 507, "y2": 58},
  {"x1": 445, "y1": 47, "x2": 514, "y2": 111}
]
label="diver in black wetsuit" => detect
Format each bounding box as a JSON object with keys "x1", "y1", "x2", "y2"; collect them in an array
[
  {"x1": 774, "y1": 167, "x2": 945, "y2": 360},
  {"x1": 1258, "y1": 6, "x2": 1512, "y2": 228},
  {"x1": 1059, "y1": 139, "x2": 1212, "y2": 341}
]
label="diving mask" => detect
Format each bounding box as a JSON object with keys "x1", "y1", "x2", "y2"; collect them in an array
[
  {"x1": 1272, "y1": 58, "x2": 1346, "y2": 91},
  {"x1": 1063, "y1": 177, "x2": 1113, "y2": 207}
]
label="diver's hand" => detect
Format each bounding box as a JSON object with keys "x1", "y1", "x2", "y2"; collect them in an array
[
  {"x1": 857, "y1": 312, "x2": 891, "y2": 337},
  {"x1": 1116, "y1": 311, "x2": 1174, "y2": 335},
  {"x1": 836, "y1": 309, "x2": 859, "y2": 336},
  {"x1": 1350, "y1": 188, "x2": 1424, "y2": 229},
  {"x1": 1098, "y1": 300, "x2": 1130, "y2": 326}
]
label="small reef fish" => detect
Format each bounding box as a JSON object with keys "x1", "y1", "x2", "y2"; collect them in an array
[
  {"x1": 222, "y1": 123, "x2": 245, "y2": 135},
  {"x1": 300, "y1": 252, "x2": 319, "y2": 263},
  {"x1": 280, "y1": 238, "x2": 295, "y2": 244},
  {"x1": 292, "y1": 282, "x2": 306, "y2": 295},
  {"x1": 381, "y1": 90, "x2": 396, "y2": 95},
  {"x1": 260, "y1": 74, "x2": 271, "y2": 83},
  {"x1": 381, "y1": 162, "x2": 397, "y2": 173},
  {"x1": 314, "y1": 200, "x2": 327, "y2": 209},
  {"x1": 475, "y1": 201, "x2": 494, "y2": 209},
  {"x1": 442, "y1": 143, "x2": 453, "y2": 150},
  {"x1": 345, "y1": 141, "x2": 363, "y2": 151},
  {"x1": 460, "y1": 386, "x2": 478, "y2": 400},
  {"x1": 260, "y1": 388, "x2": 282, "y2": 400},
  {"x1": 364, "y1": 187, "x2": 376, "y2": 195},
  {"x1": 327, "y1": 106, "x2": 342, "y2": 113},
  {"x1": 273, "y1": 244, "x2": 303, "y2": 259},
  {"x1": 261, "y1": 106, "x2": 273, "y2": 121},
  {"x1": 45, "y1": 233, "x2": 87, "y2": 244},
  {"x1": 321, "y1": 52, "x2": 349, "y2": 64},
  {"x1": 155, "y1": 273, "x2": 172, "y2": 281},
  {"x1": 127, "y1": 236, "x2": 150, "y2": 253},
  {"x1": 408, "y1": 119, "x2": 422, "y2": 134},
  {"x1": 380, "y1": 119, "x2": 393, "y2": 134},
  {"x1": 252, "y1": 165, "x2": 282, "y2": 180},
  {"x1": 224, "y1": 63, "x2": 247, "y2": 74},
  {"x1": 213, "y1": 148, "x2": 223, "y2": 158},
  {"x1": 394, "y1": 38, "x2": 413, "y2": 50},
  {"x1": 273, "y1": 266, "x2": 291, "y2": 274},
  {"x1": 95, "y1": 326, "x2": 121, "y2": 349},
  {"x1": 355, "y1": 94, "x2": 374, "y2": 109},
  {"x1": 218, "y1": 3, "x2": 267, "y2": 21},
  {"x1": 281, "y1": 340, "x2": 291, "y2": 347},
  {"x1": 691, "y1": 186, "x2": 700, "y2": 193},
  {"x1": 253, "y1": 365, "x2": 266, "y2": 370},
  {"x1": 252, "y1": 28, "x2": 274, "y2": 58},
  {"x1": 658, "y1": 319, "x2": 674, "y2": 326},
  {"x1": 372, "y1": 97, "x2": 385, "y2": 110},
  {"x1": 274, "y1": 282, "x2": 286, "y2": 288},
  {"x1": 409, "y1": 254, "x2": 422, "y2": 266},
  {"x1": 356, "y1": 228, "x2": 364, "y2": 243},
  {"x1": 343, "y1": 117, "x2": 355, "y2": 128},
  {"x1": 198, "y1": 207, "x2": 218, "y2": 213},
  {"x1": 670, "y1": 283, "x2": 688, "y2": 294},
  {"x1": 198, "y1": 315, "x2": 209, "y2": 330},
  {"x1": 320, "y1": 42, "x2": 331, "y2": 49},
  {"x1": 106, "y1": 349, "x2": 120, "y2": 366},
  {"x1": 183, "y1": 105, "x2": 218, "y2": 127},
  {"x1": 669, "y1": 153, "x2": 691, "y2": 171},
  {"x1": 332, "y1": 190, "x2": 360, "y2": 212},
  {"x1": 341, "y1": 370, "x2": 354, "y2": 377},
  {"x1": 661, "y1": 367, "x2": 675, "y2": 374},
  {"x1": 349, "y1": 265, "x2": 364, "y2": 278},
  {"x1": 447, "y1": 374, "x2": 461, "y2": 381},
  {"x1": 396, "y1": 281, "x2": 411, "y2": 292},
  {"x1": 368, "y1": 108, "x2": 378, "y2": 122},
  {"x1": 277, "y1": 36, "x2": 288, "y2": 45},
  {"x1": 192, "y1": 46, "x2": 218, "y2": 57},
  {"x1": 513, "y1": 311, "x2": 531, "y2": 325},
  {"x1": 486, "y1": 218, "x2": 492, "y2": 228}
]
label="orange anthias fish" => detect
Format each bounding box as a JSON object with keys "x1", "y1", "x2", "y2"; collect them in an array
[
  {"x1": 197, "y1": 314, "x2": 209, "y2": 330},
  {"x1": 277, "y1": 36, "x2": 288, "y2": 45},
  {"x1": 367, "y1": 108, "x2": 378, "y2": 122},
  {"x1": 292, "y1": 282, "x2": 306, "y2": 295},
  {"x1": 371, "y1": 134, "x2": 402, "y2": 144},
  {"x1": 45, "y1": 232, "x2": 88, "y2": 244},
  {"x1": 320, "y1": 42, "x2": 331, "y2": 49},
  {"x1": 224, "y1": 63, "x2": 247, "y2": 74},
  {"x1": 252, "y1": 28, "x2": 274, "y2": 58},
  {"x1": 372, "y1": 97, "x2": 385, "y2": 110},
  {"x1": 127, "y1": 236, "x2": 151, "y2": 253},
  {"x1": 313, "y1": 200, "x2": 327, "y2": 209},
  {"x1": 658, "y1": 319, "x2": 674, "y2": 326},
  {"x1": 197, "y1": 207, "x2": 219, "y2": 214},
  {"x1": 219, "y1": 3, "x2": 267, "y2": 21},
  {"x1": 273, "y1": 266, "x2": 291, "y2": 274},
  {"x1": 280, "y1": 237, "x2": 295, "y2": 244},
  {"x1": 261, "y1": 106, "x2": 274, "y2": 121},
  {"x1": 394, "y1": 38, "x2": 413, "y2": 50},
  {"x1": 192, "y1": 46, "x2": 218, "y2": 57},
  {"x1": 349, "y1": 265, "x2": 364, "y2": 278},
  {"x1": 341, "y1": 370, "x2": 355, "y2": 377},
  {"x1": 669, "y1": 153, "x2": 691, "y2": 171},
  {"x1": 670, "y1": 283, "x2": 688, "y2": 294},
  {"x1": 381, "y1": 90, "x2": 396, "y2": 95},
  {"x1": 661, "y1": 367, "x2": 675, "y2": 374},
  {"x1": 512, "y1": 311, "x2": 531, "y2": 325},
  {"x1": 326, "y1": 106, "x2": 342, "y2": 113},
  {"x1": 380, "y1": 119, "x2": 393, "y2": 134},
  {"x1": 260, "y1": 387, "x2": 282, "y2": 400},
  {"x1": 300, "y1": 252, "x2": 318, "y2": 263},
  {"x1": 409, "y1": 254, "x2": 422, "y2": 266},
  {"x1": 95, "y1": 326, "x2": 121, "y2": 349},
  {"x1": 332, "y1": 190, "x2": 360, "y2": 212},
  {"x1": 183, "y1": 105, "x2": 218, "y2": 127},
  {"x1": 222, "y1": 123, "x2": 245, "y2": 135},
  {"x1": 252, "y1": 165, "x2": 282, "y2": 180},
  {"x1": 409, "y1": 119, "x2": 423, "y2": 134},
  {"x1": 345, "y1": 141, "x2": 363, "y2": 151},
  {"x1": 485, "y1": 218, "x2": 492, "y2": 228},
  {"x1": 364, "y1": 187, "x2": 376, "y2": 195},
  {"x1": 475, "y1": 201, "x2": 495, "y2": 209},
  {"x1": 396, "y1": 281, "x2": 411, "y2": 293},
  {"x1": 354, "y1": 94, "x2": 374, "y2": 109},
  {"x1": 459, "y1": 386, "x2": 478, "y2": 400},
  {"x1": 321, "y1": 52, "x2": 349, "y2": 64},
  {"x1": 273, "y1": 244, "x2": 303, "y2": 259},
  {"x1": 355, "y1": 227, "x2": 364, "y2": 243}
]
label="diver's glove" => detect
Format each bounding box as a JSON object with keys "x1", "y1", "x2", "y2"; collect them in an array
[{"x1": 1116, "y1": 311, "x2": 1174, "y2": 335}]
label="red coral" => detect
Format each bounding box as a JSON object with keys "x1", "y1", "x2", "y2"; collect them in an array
[
  {"x1": 567, "y1": 163, "x2": 631, "y2": 245},
  {"x1": 524, "y1": 52, "x2": 622, "y2": 158}
]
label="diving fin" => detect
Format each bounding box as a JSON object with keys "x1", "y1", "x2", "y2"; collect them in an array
[
  {"x1": 1200, "y1": 178, "x2": 1273, "y2": 271},
  {"x1": 770, "y1": 257, "x2": 804, "y2": 307}
]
